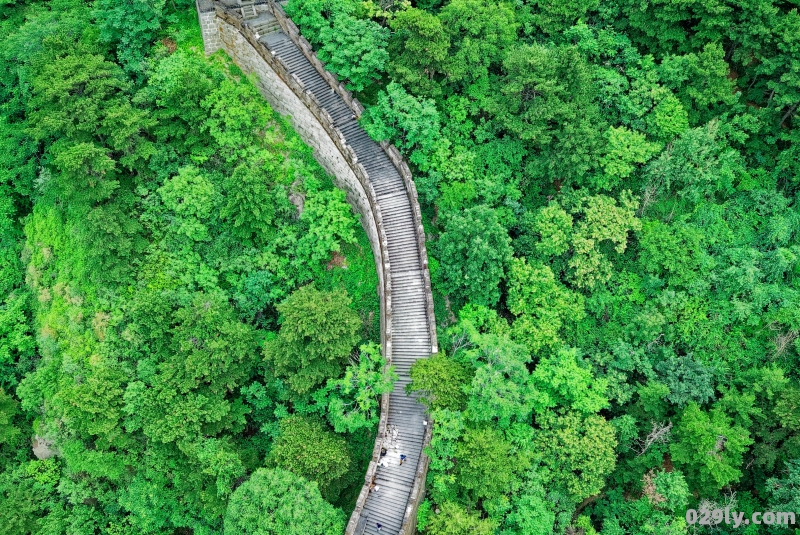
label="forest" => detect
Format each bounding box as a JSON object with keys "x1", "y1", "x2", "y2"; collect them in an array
[{"x1": 1, "y1": 0, "x2": 800, "y2": 533}]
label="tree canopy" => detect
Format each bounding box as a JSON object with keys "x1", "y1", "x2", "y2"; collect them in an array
[
  {"x1": 0, "y1": 3, "x2": 382, "y2": 531},
  {"x1": 3, "y1": 0, "x2": 800, "y2": 533},
  {"x1": 224, "y1": 468, "x2": 346, "y2": 535}
]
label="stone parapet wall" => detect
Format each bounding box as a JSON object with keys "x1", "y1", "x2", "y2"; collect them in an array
[
  {"x1": 213, "y1": 9, "x2": 390, "y2": 311},
  {"x1": 198, "y1": 4, "x2": 434, "y2": 533},
  {"x1": 400, "y1": 420, "x2": 433, "y2": 535},
  {"x1": 196, "y1": 0, "x2": 222, "y2": 55}
]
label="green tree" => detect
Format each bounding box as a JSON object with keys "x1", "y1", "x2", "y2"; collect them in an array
[
  {"x1": 637, "y1": 220, "x2": 706, "y2": 288},
  {"x1": 224, "y1": 468, "x2": 345, "y2": 535},
  {"x1": 318, "y1": 343, "x2": 397, "y2": 433},
  {"x1": 505, "y1": 483, "x2": 557, "y2": 535},
  {"x1": 142, "y1": 50, "x2": 221, "y2": 156},
  {"x1": 658, "y1": 43, "x2": 737, "y2": 123},
  {"x1": 465, "y1": 334, "x2": 535, "y2": 428},
  {"x1": 94, "y1": 0, "x2": 167, "y2": 75},
  {"x1": 0, "y1": 389, "x2": 19, "y2": 447},
  {"x1": 284, "y1": 0, "x2": 356, "y2": 48},
  {"x1": 640, "y1": 121, "x2": 744, "y2": 206},
  {"x1": 180, "y1": 437, "x2": 246, "y2": 498},
  {"x1": 527, "y1": 0, "x2": 600, "y2": 35},
  {"x1": 264, "y1": 284, "x2": 361, "y2": 393},
  {"x1": 232, "y1": 270, "x2": 283, "y2": 326},
  {"x1": 647, "y1": 94, "x2": 690, "y2": 142},
  {"x1": 766, "y1": 459, "x2": 800, "y2": 516},
  {"x1": 27, "y1": 47, "x2": 152, "y2": 170},
  {"x1": 654, "y1": 355, "x2": 716, "y2": 407},
  {"x1": 454, "y1": 426, "x2": 519, "y2": 503},
  {"x1": 567, "y1": 192, "x2": 641, "y2": 288},
  {"x1": 670, "y1": 403, "x2": 753, "y2": 493},
  {"x1": 535, "y1": 411, "x2": 617, "y2": 501},
  {"x1": 425, "y1": 501, "x2": 497, "y2": 535},
  {"x1": 47, "y1": 141, "x2": 118, "y2": 205},
  {"x1": 267, "y1": 415, "x2": 351, "y2": 497},
  {"x1": 653, "y1": 470, "x2": 690, "y2": 513},
  {"x1": 526, "y1": 193, "x2": 641, "y2": 289},
  {"x1": 0, "y1": 460, "x2": 59, "y2": 535},
  {"x1": 435, "y1": 205, "x2": 512, "y2": 308},
  {"x1": 529, "y1": 203, "x2": 573, "y2": 257},
  {"x1": 438, "y1": 0, "x2": 517, "y2": 94},
  {"x1": 598, "y1": 126, "x2": 660, "y2": 190},
  {"x1": 0, "y1": 191, "x2": 34, "y2": 386},
  {"x1": 294, "y1": 188, "x2": 357, "y2": 270},
  {"x1": 408, "y1": 352, "x2": 473, "y2": 412},
  {"x1": 318, "y1": 15, "x2": 389, "y2": 92},
  {"x1": 530, "y1": 347, "x2": 609, "y2": 416},
  {"x1": 488, "y1": 44, "x2": 604, "y2": 184},
  {"x1": 221, "y1": 159, "x2": 284, "y2": 244},
  {"x1": 201, "y1": 77, "x2": 275, "y2": 164},
  {"x1": 123, "y1": 291, "x2": 257, "y2": 444},
  {"x1": 157, "y1": 165, "x2": 216, "y2": 242},
  {"x1": 507, "y1": 257, "x2": 585, "y2": 353},
  {"x1": 388, "y1": 8, "x2": 450, "y2": 97},
  {"x1": 758, "y1": 10, "x2": 800, "y2": 129}
]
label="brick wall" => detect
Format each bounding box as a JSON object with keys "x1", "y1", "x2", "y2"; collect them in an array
[{"x1": 196, "y1": 0, "x2": 222, "y2": 56}]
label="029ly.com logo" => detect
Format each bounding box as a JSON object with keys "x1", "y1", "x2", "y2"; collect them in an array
[{"x1": 686, "y1": 508, "x2": 796, "y2": 528}]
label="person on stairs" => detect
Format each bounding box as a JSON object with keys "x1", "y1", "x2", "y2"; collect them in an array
[{"x1": 399, "y1": 454, "x2": 407, "y2": 465}]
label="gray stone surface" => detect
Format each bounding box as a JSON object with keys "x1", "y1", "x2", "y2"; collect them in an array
[
  {"x1": 32, "y1": 435, "x2": 57, "y2": 460},
  {"x1": 200, "y1": 4, "x2": 437, "y2": 533},
  {"x1": 197, "y1": 4, "x2": 221, "y2": 55}
]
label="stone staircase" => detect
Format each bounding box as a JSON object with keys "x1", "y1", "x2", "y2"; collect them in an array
[
  {"x1": 259, "y1": 28, "x2": 433, "y2": 535},
  {"x1": 201, "y1": 2, "x2": 436, "y2": 533},
  {"x1": 255, "y1": 30, "x2": 434, "y2": 533},
  {"x1": 236, "y1": 0, "x2": 281, "y2": 35}
]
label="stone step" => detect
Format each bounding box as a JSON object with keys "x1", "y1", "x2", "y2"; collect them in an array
[
  {"x1": 387, "y1": 242, "x2": 420, "y2": 252},
  {"x1": 211, "y1": 6, "x2": 438, "y2": 531}
]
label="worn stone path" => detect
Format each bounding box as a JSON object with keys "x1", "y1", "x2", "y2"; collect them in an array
[{"x1": 198, "y1": 2, "x2": 438, "y2": 533}]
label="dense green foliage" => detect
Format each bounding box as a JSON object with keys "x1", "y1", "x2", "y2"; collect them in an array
[
  {"x1": 224, "y1": 467, "x2": 346, "y2": 535},
  {"x1": 0, "y1": 0, "x2": 389, "y2": 532},
  {"x1": 287, "y1": 0, "x2": 800, "y2": 532},
  {"x1": 264, "y1": 283, "x2": 361, "y2": 393},
  {"x1": 2, "y1": 0, "x2": 800, "y2": 533}
]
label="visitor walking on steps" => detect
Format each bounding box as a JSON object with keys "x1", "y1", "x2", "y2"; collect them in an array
[
  {"x1": 399, "y1": 454, "x2": 407, "y2": 465},
  {"x1": 376, "y1": 523, "x2": 382, "y2": 531}
]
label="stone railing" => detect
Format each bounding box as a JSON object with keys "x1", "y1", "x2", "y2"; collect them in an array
[
  {"x1": 254, "y1": 5, "x2": 438, "y2": 533},
  {"x1": 264, "y1": 0, "x2": 437, "y2": 355},
  {"x1": 212, "y1": 4, "x2": 393, "y2": 356},
  {"x1": 197, "y1": 3, "x2": 436, "y2": 533},
  {"x1": 400, "y1": 419, "x2": 433, "y2": 534}
]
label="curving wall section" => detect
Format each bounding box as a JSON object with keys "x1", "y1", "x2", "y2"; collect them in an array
[{"x1": 196, "y1": 1, "x2": 437, "y2": 533}]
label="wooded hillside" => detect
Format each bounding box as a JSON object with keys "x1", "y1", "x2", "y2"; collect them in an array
[
  {"x1": 0, "y1": 1, "x2": 389, "y2": 533},
  {"x1": 1, "y1": 0, "x2": 800, "y2": 533}
]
